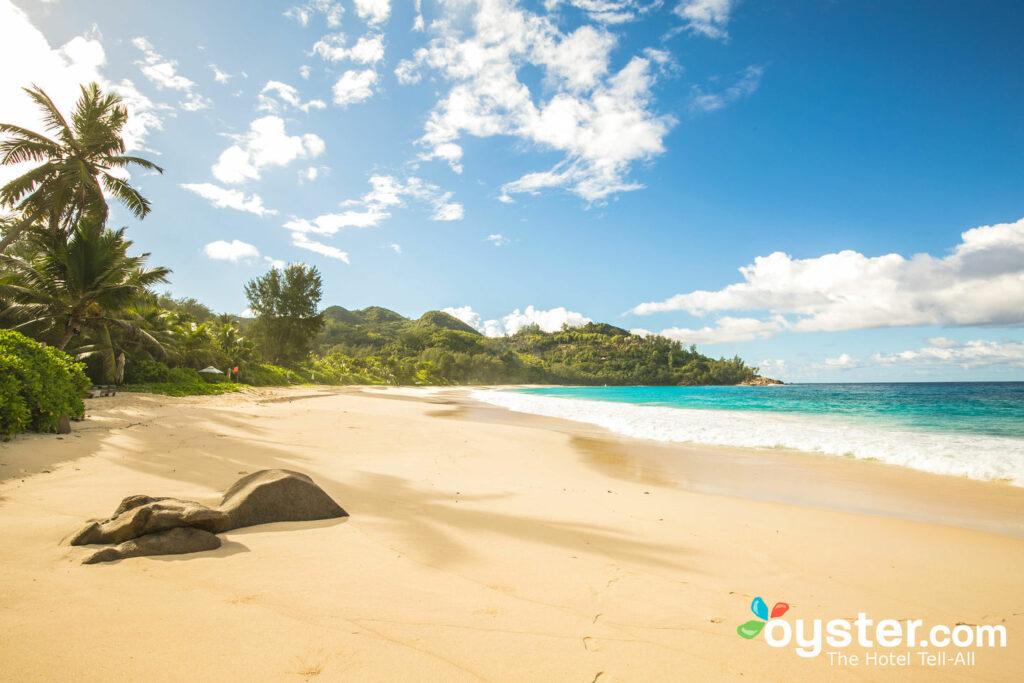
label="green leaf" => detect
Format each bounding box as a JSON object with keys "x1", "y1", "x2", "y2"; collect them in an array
[{"x1": 737, "y1": 620, "x2": 765, "y2": 639}]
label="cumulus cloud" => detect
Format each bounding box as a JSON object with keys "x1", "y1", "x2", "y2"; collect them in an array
[
  {"x1": 0, "y1": 3, "x2": 164, "y2": 188},
  {"x1": 312, "y1": 33, "x2": 385, "y2": 64},
  {"x1": 332, "y1": 69, "x2": 378, "y2": 106},
  {"x1": 212, "y1": 115, "x2": 326, "y2": 184},
  {"x1": 398, "y1": 0, "x2": 676, "y2": 202},
  {"x1": 180, "y1": 183, "x2": 276, "y2": 217},
  {"x1": 285, "y1": 0, "x2": 344, "y2": 27},
  {"x1": 631, "y1": 217, "x2": 1024, "y2": 341},
  {"x1": 690, "y1": 65, "x2": 762, "y2": 112},
  {"x1": 203, "y1": 239, "x2": 261, "y2": 263},
  {"x1": 257, "y1": 80, "x2": 326, "y2": 113},
  {"x1": 132, "y1": 37, "x2": 211, "y2": 110},
  {"x1": 283, "y1": 175, "x2": 463, "y2": 260},
  {"x1": 486, "y1": 234, "x2": 510, "y2": 246},
  {"x1": 655, "y1": 316, "x2": 786, "y2": 345},
  {"x1": 545, "y1": 0, "x2": 660, "y2": 24},
  {"x1": 674, "y1": 0, "x2": 735, "y2": 40},
  {"x1": 443, "y1": 305, "x2": 592, "y2": 337},
  {"x1": 872, "y1": 339, "x2": 1024, "y2": 369},
  {"x1": 814, "y1": 339, "x2": 1024, "y2": 373},
  {"x1": 354, "y1": 0, "x2": 390, "y2": 25}
]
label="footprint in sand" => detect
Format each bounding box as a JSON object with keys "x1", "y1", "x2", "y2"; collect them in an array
[{"x1": 583, "y1": 636, "x2": 599, "y2": 652}]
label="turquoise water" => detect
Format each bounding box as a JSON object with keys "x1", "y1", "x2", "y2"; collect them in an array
[
  {"x1": 472, "y1": 383, "x2": 1024, "y2": 484},
  {"x1": 513, "y1": 383, "x2": 1024, "y2": 439}
]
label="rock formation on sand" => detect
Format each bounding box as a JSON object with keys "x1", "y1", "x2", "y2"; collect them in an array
[
  {"x1": 218, "y1": 469, "x2": 349, "y2": 531},
  {"x1": 82, "y1": 527, "x2": 222, "y2": 565},
  {"x1": 69, "y1": 497, "x2": 230, "y2": 546},
  {"x1": 69, "y1": 469, "x2": 347, "y2": 564}
]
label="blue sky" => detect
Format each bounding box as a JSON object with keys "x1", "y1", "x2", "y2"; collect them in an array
[{"x1": 2, "y1": 0, "x2": 1022, "y2": 381}]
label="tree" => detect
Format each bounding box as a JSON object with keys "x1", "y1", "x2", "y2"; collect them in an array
[
  {"x1": 0, "y1": 83, "x2": 163, "y2": 253},
  {"x1": 244, "y1": 263, "x2": 324, "y2": 365},
  {"x1": 0, "y1": 222, "x2": 170, "y2": 350}
]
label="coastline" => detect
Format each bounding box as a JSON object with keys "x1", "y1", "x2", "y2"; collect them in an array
[{"x1": 1, "y1": 386, "x2": 1021, "y2": 680}]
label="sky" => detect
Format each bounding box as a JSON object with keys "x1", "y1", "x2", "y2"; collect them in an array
[{"x1": 1, "y1": 0, "x2": 1022, "y2": 382}]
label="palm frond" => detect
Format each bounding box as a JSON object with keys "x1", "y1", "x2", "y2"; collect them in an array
[
  {"x1": 25, "y1": 85, "x2": 75, "y2": 146},
  {"x1": 100, "y1": 174, "x2": 151, "y2": 219}
]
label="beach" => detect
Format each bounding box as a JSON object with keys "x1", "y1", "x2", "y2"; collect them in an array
[{"x1": 1, "y1": 386, "x2": 1022, "y2": 681}]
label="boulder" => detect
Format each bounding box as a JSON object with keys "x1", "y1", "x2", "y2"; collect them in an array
[
  {"x1": 83, "y1": 527, "x2": 221, "y2": 564},
  {"x1": 217, "y1": 469, "x2": 348, "y2": 531},
  {"x1": 69, "y1": 497, "x2": 230, "y2": 546}
]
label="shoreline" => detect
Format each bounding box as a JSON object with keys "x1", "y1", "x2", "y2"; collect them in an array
[{"x1": 0, "y1": 385, "x2": 1021, "y2": 680}]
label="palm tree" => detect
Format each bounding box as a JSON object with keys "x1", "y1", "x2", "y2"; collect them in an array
[
  {"x1": 0, "y1": 221, "x2": 170, "y2": 350},
  {"x1": 0, "y1": 83, "x2": 163, "y2": 253}
]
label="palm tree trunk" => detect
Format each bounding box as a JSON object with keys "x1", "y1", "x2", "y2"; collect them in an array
[{"x1": 57, "y1": 326, "x2": 76, "y2": 350}]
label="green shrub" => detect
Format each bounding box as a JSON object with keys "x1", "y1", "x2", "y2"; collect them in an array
[
  {"x1": 120, "y1": 381, "x2": 243, "y2": 397},
  {"x1": 123, "y1": 358, "x2": 172, "y2": 384},
  {"x1": 167, "y1": 367, "x2": 202, "y2": 383},
  {"x1": 0, "y1": 329, "x2": 90, "y2": 439},
  {"x1": 238, "y1": 363, "x2": 295, "y2": 386}
]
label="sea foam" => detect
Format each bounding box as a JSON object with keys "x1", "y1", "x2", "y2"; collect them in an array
[{"x1": 471, "y1": 390, "x2": 1024, "y2": 486}]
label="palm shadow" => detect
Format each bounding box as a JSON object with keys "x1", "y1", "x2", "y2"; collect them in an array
[{"x1": 71, "y1": 396, "x2": 691, "y2": 571}]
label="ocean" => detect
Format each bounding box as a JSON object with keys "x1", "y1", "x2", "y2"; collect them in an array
[{"x1": 471, "y1": 383, "x2": 1024, "y2": 486}]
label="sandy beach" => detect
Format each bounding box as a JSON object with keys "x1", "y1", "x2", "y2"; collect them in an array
[{"x1": 1, "y1": 386, "x2": 1022, "y2": 682}]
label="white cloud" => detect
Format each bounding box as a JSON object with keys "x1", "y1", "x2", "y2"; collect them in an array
[
  {"x1": 390, "y1": 243, "x2": 402, "y2": 254},
  {"x1": 204, "y1": 239, "x2": 261, "y2": 263},
  {"x1": 212, "y1": 115, "x2": 326, "y2": 184},
  {"x1": 925, "y1": 336, "x2": 959, "y2": 349},
  {"x1": 354, "y1": 0, "x2": 390, "y2": 25},
  {"x1": 332, "y1": 69, "x2": 378, "y2": 106},
  {"x1": 504, "y1": 305, "x2": 593, "y2": 334},
  {"x1": 285, "y1": 1, "x2": 344, "y2": 27},
  {"x1": 283, "y1": 175, "x2": 462, "y2": 261},
  {"x1": 257, "y1": 80, "x2": 327, "y2": 113},
  {"x1": 264, "y1": 256, "x2": 287, "y2": 270},
  {"x1": 690, "y1": 65, "x2": 762, "y2": 112},
  {"x1": 824, "y1": 353, "x2": 856, "y2": 369},
  {"x1": 674, "y1": 0, "x2": 734, "y2": 40},
  {"x1": 444, "y1": 305, "x2": 592, "y2": 337},
  {"x1": 300, "y1": 65, "x2": 312, "y2": 79},
  {"x1": 486, "y1": 233, "x2": 510, "y2": 246},
  {"x1": 312, "y1": 33, "x2": 385, "y2": 64},
  {"x1": 210, "y1": 64, "x2": 233, "y2": 84},
  {"x1": 0, "y1": 4, "x2": 164, "y2": 188},
  {"x1": 284, "y1": 208, "x2": 390, "y2": 235},
  {"x1": 301, "y1": 166, "x2": 319, "y2": 182},
  {"x1": 132, "y1": 37, "x2": 211, "y2": 110},
  {"x1": 545, "y1": 0, "x2": 659, "y2": 25},
  {"x1": 284, "y1": 174, "x2": 462, "y2": 237},
  {"x1": 871, "y1": 339, "x2": 1024, "y2": 369},
  {"x1": 655, "y1": 316, "x2": 786, "y2": 345},
  {"x1": 630, "y1": 216, "x2": 1024, "y2": 339},
  {"x1": 402, "y1": 0, "x2": 676, "y2": 201},
  {"x1": 291, "y1": 231, "x2": 350, "y2": 262},
  {"x1": 180, "y1": 183, "x2": 276, "y2": 217}
]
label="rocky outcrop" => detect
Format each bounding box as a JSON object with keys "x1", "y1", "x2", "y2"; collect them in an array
[
  {"x1": 70, "y1": 469, "x2": 347, "y2": 564},
  {"x1": 69, "y1": 497, "x2": 229, "y2": 546},
  {"x1": 83, "y1": 527, "x2": 221, "y2": 565},
  {"x1": 737, "y1": 375, "x2": 784, "y2": 386},
  {"x1": 218, "y1": 469, "x2": 348, "y2": 531}
]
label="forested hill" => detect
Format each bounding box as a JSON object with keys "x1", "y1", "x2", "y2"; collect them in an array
[{"x1": 311, "y1": 306, "x2": 759, "y2": 386}]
